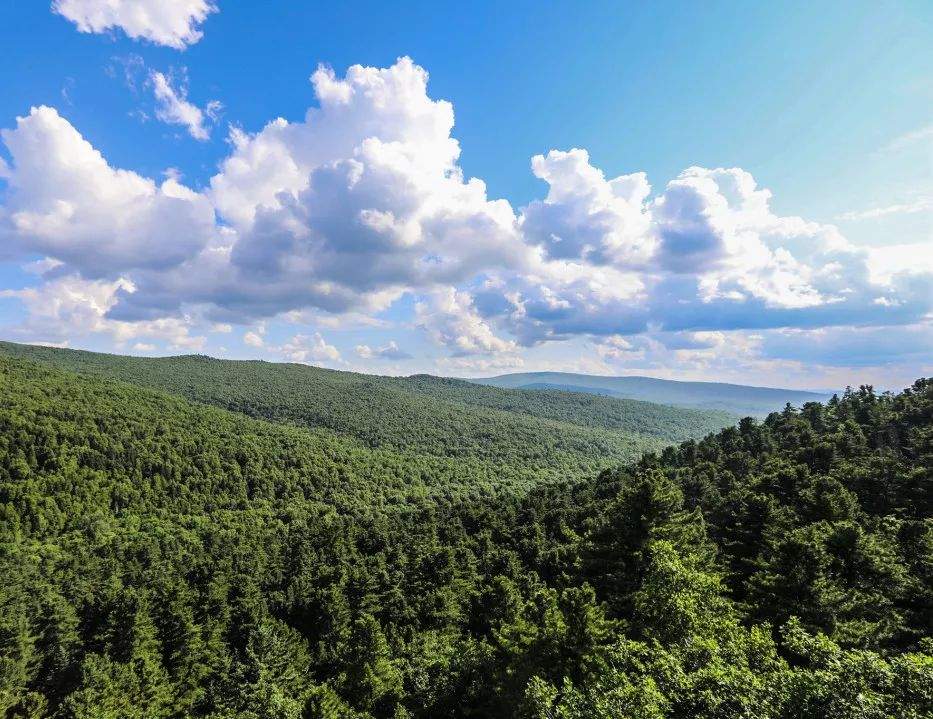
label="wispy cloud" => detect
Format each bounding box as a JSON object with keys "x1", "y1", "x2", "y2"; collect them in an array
[
  {"x1": 150, "y1": 70, "x2": 220, "y2": 141},
  {"x1": 879, "y1": 123, "x2": 933, "y2": 154},
  {"x1": 836, "y1": 197, "x2": 932, "y2": 221}
]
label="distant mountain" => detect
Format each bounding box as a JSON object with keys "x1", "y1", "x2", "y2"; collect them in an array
[{"x1": 470, "y1": 371, "x2": 833, "y2": 417}]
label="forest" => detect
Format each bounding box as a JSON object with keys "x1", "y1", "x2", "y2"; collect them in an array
[
  {"x1": 0, "y1": 342, "x2": 735, "y2": 475},
  {"x1": 0, "y1": 348, "x2": 931, "y2": 718}
]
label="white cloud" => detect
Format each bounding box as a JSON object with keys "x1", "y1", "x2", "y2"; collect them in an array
[
  {"x1": 0, "y1": 106, "x2": 216, "y2": 276},
  {"x1": 416, "y1": 288, "x2": 518, "y2": 356},
  {"x1": 150, "y1": 70, "x2": 219, "y2": 140},
  {"x1": 210, "y1": 58, "x2": 462, "y2": 228},
  {"x1": 594, "y1": 334, "x2": 645, "y2": 363},
  {"x1": 522, "y1": 148, "x2": 653, "y2": 265},
  {"x1": 112, "y1": 58, "x2": 527, "y2": 323},
  {"x1": 865, "y1": 242, "x2": 933, "y2": 285},
  {"x1": 0, "y1": 274, "x2": 204, "y2": 350},
  {"x1": 235, "y1": 327, "x2": 341, "y2": 365},
  {"x1": 879, "y1": 123, "x2": 933, "y2": 154},
  {"x1": 0, "y1": 59, "x2": 929, "y2": 380},
  {"x1": 758, "y1": 323, "x2": 933, "y2": 369},
  {"x1": 243, "y1": 330, "x2": 264, "y2": 348},
  {"x1": 356, "y1": 340, "x2": 411, "y2": 360},
  {"x1": 435, "y1": 354, "x2": 526, "y2": 373},
  {"x1": 307, "y1": 310, "x2": 390, "y2": 329},
  {"x1": 476, "y1": 163, "x2": 929, "y2": 346},
  {"x1": 578, "y1": 323, "x2": 933, "y2": 390},
  {"x1": 652, "y1": 166, "x2": 842, "y2": 310},
  {"x1": 52, "y1": 0, "x2": 217, "y2": 49},
  {"x1": 836, "y1": 197, "x2": 932, "y2": 221},
  {"x1": 277, "y1": 333, "x2": 341, "y2": 365}
]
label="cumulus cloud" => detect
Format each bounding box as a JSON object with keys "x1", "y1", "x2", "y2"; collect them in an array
[
  {"x1": 0, "y1": 58, "x2": 929, "y2": 378},
  {"x1": 52, "y1": 0, "x2": 217, "y2": 49},
  {"x1": 522, "y1": 148, "x2": 653, "y2": 265},
  {"x1": 474, "y1": 163, "x2": 929, "y2": 347},
  {"x1": 243, "y1": 330, "x2": 264, "y2": 348},
  {"x1": 356, "y1": 341, "x2": 412, "y2": 360},
  {"x1": 865, "y1": 243, "x2": 933, "y2": 285},
  {"x1": 210, "y1": 58, "x2": 462, "y2": 227},
  {"x1": 594, "y1": 334, "x2": 645, "y2": 363},
  {"x1": 150, "y1": 70, "x2": 220, "y2": 140},
  {"x1": 0, "y1": 274, "x2": 204, "y2": 350},
  {"x1": 235, "y1": 327, "x2": 341, "y2": 365},
  {"x1": 0, "y1": 106, "x2": 216, "y2": 276},
  {"x1": 598, "y1": 330, "x2": 751, "y2": 370},
  {"x1": 277, "y1": 333, "x2": 341, "y2": 365},
  {"x1": 112, "y1": 57, "x2": 526, "y2": 323},
  {"x1": 416, "y1": 288, "x2": 518, "y2": 356}
]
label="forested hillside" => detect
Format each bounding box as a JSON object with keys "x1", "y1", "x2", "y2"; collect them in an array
[
  {"x1": 0, "y1": 342, "x2": 734, "y2": 473},
  {"x1": 0, "y1": 352, "x2": 930, "y2": 717}
]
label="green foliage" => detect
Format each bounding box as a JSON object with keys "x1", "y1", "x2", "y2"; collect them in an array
[
  {"x1": 0, "y1": 341, "x2": 735, "y2": 475},
  {"x1": 0, "y1": 352, "x2": 930, "y2": 717}
]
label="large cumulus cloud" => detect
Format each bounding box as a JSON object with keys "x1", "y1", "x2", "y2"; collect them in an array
[
  {"x1": 113, "y1": 57, "x2": 528, "y2": 322},
  {"x1": 521, "y1": 149, "x2": 653, "y2": 266},
  {"x1": 0, "y1": 58, "x2": 929, "y2": 371},
  {"x1": 475, "y1": 158, "x2": 930, "y2": 346},
  {"x1": 0, "y1": 106, "x2": 216, "y2": 275}
]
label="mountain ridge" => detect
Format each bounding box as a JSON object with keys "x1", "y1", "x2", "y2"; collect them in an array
[{"x1": 471, "y1": 370, "x2": 834, "y2": 416}]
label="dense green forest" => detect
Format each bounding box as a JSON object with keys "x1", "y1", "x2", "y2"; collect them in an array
[
  {"x1": 0, "y1": 352, "x2": 931, "y2": 717},
  {"x1": 0, "y1": 342, "x2": 735, "y2": 475}
]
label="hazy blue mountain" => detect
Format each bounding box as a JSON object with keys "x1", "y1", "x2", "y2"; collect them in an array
[{"x1": 470, "y1": 372, "x2": 833, "y2": 417}]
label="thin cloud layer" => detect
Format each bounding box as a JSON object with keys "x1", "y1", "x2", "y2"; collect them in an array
[
  {"x1": 52, "y1": 0, "x2": 217, "y2": 49},
  {"x1": 0, "y1": 58, "x2": 929, "y2": 377}
]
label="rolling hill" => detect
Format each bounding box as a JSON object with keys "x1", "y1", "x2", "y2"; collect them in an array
[
  {"x1": 471, "y1": 371, "x2": 833, "y2": 416},
  {"x1": 0, "y1": 341, "x2": 736, "y2": 476}
]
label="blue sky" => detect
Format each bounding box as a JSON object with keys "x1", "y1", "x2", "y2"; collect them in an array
[{"x1": 0, "y1": 0, "x2": 930, "y2": 389}]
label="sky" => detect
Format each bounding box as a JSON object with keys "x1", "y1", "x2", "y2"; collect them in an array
[{"x1": 0, "y1": 1, "x2": 930, "y2": 390}]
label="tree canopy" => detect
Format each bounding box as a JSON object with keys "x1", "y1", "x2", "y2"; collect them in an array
[{"x1": 0, "y1": 352, "x2": 930, "y2": 717}]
